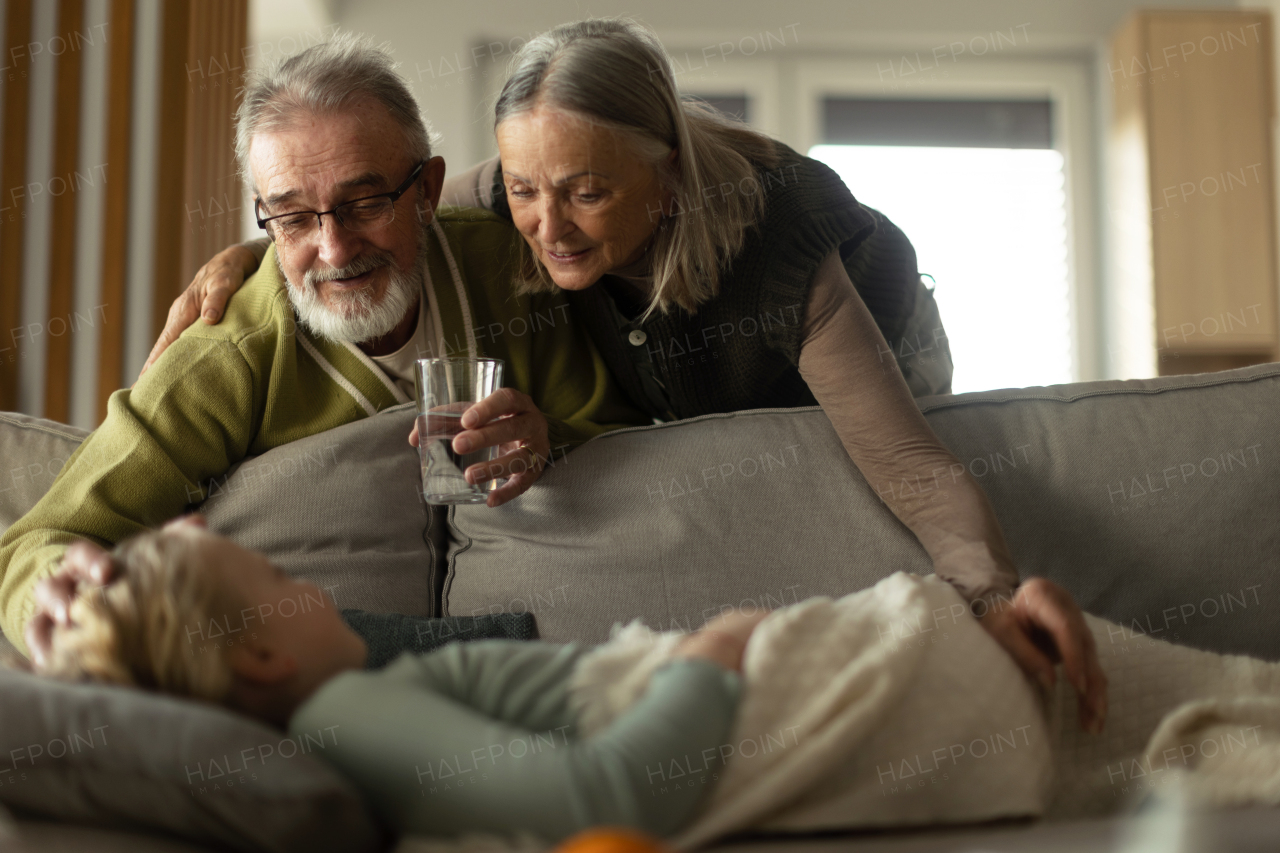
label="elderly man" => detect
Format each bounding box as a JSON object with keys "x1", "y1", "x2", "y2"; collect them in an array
[{"x1": 0, "y1": 35, "x2": 644, "y2": 662}]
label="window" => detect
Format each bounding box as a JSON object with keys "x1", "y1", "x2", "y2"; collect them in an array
[
  {"x1": 688, "y1": 94, "x2": 750, "y2": 124},
  {"x1": 665, "y1": 52, "x2": 1096, "y2": 387},
  {"x1": 811, "y1": 97, "x2": 1072, "y2": 393}
]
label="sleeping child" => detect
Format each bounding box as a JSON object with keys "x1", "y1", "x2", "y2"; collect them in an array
[
  {"x1": 41, "y1": 516, "x2": 1280, "y2": 846},
  {"x1": 43, "y1": 515, "x2": 755, "y2": 842}
]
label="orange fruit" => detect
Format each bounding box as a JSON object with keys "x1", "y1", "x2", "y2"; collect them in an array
[{"x1": 553, "y1": 827, "x2": 673, "y2": 853}]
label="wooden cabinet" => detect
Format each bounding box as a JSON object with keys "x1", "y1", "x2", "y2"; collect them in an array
[{"x1": 1108, "y1": 11, "x2": 1279, "y2": 377}]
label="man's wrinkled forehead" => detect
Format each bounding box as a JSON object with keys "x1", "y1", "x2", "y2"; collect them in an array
[
  {"x1": 260, "y1": 169, "x2": 393, "y2": 211},
  {"x1": 247, "y1": 104, "x2": 409, "y2": 203}
]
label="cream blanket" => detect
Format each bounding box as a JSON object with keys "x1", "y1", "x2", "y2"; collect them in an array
[
  {"x1": 397, "y1": 573, "x2": 1280, "y2": 852},
  {"x1": 569, "y1": 573, "x2": 1051, "y2": 848},
  {"x1": 1047, "y1": 614, "x2": 1280, "y2": 818}
]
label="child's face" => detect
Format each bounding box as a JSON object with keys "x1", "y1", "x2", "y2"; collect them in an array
[{"x1": 170, "y1": 517, "x2": 367, "y2": 686}]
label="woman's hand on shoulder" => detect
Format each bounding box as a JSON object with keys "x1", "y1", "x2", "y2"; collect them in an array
[{"x1": 137, "y1": 243, "x2": 260, "y2": 380}]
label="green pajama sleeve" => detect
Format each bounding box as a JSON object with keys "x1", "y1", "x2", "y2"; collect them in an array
[{"x1": 288, "y1": 642, "x2": 741, "y2": 842}]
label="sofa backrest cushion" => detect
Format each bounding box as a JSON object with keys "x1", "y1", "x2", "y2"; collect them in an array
[
  {"x1": 446, "y1": 363, "x2": 1280, "y2": 660},
  {"x1": 0, "y1": 403, "x2": 437, "y2": 622},
  {"x1": 0, "y1": 412, "x2": 87, "y2": 534},
  {"x1": 200, "y1": 402, "x2": 440, "y2": 617}
]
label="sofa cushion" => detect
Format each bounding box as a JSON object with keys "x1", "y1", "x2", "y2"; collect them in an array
[
  {"x1": 0, "y1": 413, "x2": 88, "y2": 535},
  {"x1": 341, "y1": 609, "x2": 537, "y2": 669},
  {"x1": 445, "y1": 362, "x2": 1280, "y2": 661},
  {"x1": 0, "y1": 403, "x2": 439, "y2": 622},
  {"x1": 200, "y1": 402, "x2": 442, "y2": 617},
  {"x1": 0, "y1": 666, "x2": 383, "y2": 853}
]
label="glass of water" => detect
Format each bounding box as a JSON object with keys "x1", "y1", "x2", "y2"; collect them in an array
[{"x1": 413, "y1": 357, "x2": 505, "y2": 505}]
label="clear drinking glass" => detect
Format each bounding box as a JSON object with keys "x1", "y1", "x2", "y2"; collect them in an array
[{"x1": 413, "y1": 357, "x2": 505, "y2": 505}]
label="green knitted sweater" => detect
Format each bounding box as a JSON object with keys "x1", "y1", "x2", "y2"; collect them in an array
[{"x1": 0, "y1": 209, "x2": 645, "y2": 651}]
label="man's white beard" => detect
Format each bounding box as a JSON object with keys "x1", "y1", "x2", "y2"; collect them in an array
[{"x1": 282, "y1": 239, "x2": 424, "y2": 345}]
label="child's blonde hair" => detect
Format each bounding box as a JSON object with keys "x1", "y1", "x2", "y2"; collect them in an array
[{"x1": 44, "y1": 527, "x2": 242, "y2": 701}]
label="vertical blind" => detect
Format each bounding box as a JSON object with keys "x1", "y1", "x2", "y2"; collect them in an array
[{"x1": 0, "y1": 0, "x2": 247, "y2": 429}]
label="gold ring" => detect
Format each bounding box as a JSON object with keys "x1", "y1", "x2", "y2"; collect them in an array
[{"x1": 517, "y1": 441, "x2": 538, "y2": 469}]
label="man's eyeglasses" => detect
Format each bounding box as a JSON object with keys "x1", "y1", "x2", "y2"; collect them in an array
[{"x1": 255, "y1": 161, "x2": 425, "y2": 244}]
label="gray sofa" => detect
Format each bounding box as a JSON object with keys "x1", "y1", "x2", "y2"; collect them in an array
[{"x1": 2, "y1": 361, "x2": 1279, "y2": 852}]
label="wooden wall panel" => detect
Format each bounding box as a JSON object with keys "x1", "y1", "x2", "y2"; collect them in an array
[
  {"x1": 96, "y1": 0, "x2": 134, "y2": 421},
  {"x1": 151, "y1": 0, "x2": 246, "y2": 342},
  {"x1": 0, "y1": 0, "x2": 33, "y2": 411},
  {"x1": 1146, "y1": 12, "x2": 1277, "y2": 356},
  {"x1": 149, "y1": 0, "x2": 192, "y2": 342},
  {"x1": 43, "y1": 0, "x2": 85, "y2": 423},
  {"x1": 181, "y1": 0, "x2": 246, "y2": 283},
  {"x1": 4, "y1": 0, "x2": 247, "y2": 422},
  {"x1": 1109, "y1": 10, "x2": 1280, "y2": 378}
]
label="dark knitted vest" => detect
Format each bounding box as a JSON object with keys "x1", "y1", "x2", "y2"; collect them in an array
[{"x1": 492, "y1": 143, "x2": 920, "y2": 420}]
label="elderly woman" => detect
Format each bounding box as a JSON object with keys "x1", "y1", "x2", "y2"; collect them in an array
[{"x1": 141, "y1": 19, "x2": 1105, "y2": 730}]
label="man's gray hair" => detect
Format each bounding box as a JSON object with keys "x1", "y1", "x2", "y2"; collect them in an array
[{"x1": 235, "y1": 32, "x2": 437, "y2": 190}]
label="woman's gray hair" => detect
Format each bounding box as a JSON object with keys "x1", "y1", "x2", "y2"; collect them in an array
[
  {"x1": 235, "y1": 32, "x2": 437, "y2": 191},
  {"x1": 495, "y1": 18, "x2": 780, "y2": 314}
]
